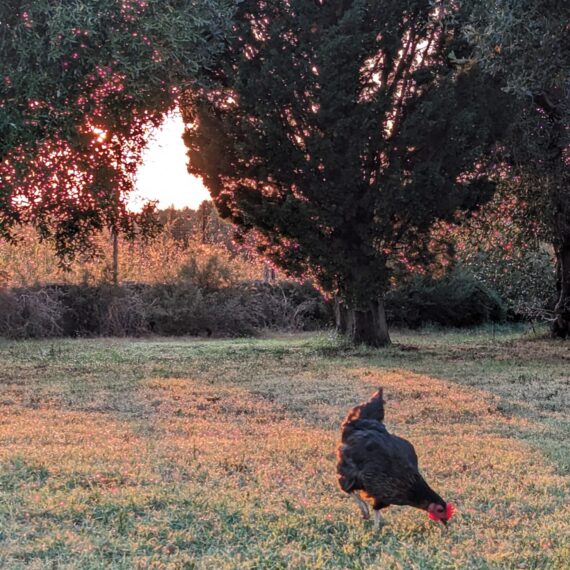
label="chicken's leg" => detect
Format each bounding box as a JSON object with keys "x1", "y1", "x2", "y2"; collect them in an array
[
  {"x1": 350, "y1": 491, "x2": 370, "y2": 520},
  {"x1": 373, "y1": 509, "x2": 383, "y2": 530},
  {"x1": 372, "y1": 501, "x2": 388, "y2": 530}
]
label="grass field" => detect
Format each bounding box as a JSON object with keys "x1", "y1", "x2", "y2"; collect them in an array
[{"x1": 1, "y1": 328, "x2": 569, "y2": 569}]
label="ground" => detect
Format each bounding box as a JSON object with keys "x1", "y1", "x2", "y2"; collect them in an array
[{"x1": 0, "y1": 327, "x2": 569, "y2": 569}]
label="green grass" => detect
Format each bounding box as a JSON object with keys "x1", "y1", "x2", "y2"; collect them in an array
[{"x1": 0, "y1": 328, "x2": 569, "y2": 569}]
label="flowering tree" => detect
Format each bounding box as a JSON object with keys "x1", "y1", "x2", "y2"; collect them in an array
[{"x1": 1, "y1": 0, "x2": 236, "y2": 259}]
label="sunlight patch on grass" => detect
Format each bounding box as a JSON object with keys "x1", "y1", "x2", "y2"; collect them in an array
[{"x1": 0, "y1": 332, "x2": 569, "y2": 568}]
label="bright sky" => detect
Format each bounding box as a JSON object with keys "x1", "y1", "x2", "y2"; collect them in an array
[{"x1": 129, "y1": 111, "x2": 210, "y2": 211}]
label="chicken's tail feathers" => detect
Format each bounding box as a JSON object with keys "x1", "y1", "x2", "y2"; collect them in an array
[{"x1": 336, "y1": 448, "x2": 362, "y2": 494}]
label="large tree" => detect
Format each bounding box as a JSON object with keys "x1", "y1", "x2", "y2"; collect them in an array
[
  {"x1": 1, "y1": 0, "x2": 235, "y2": 259},
  {"x1": 183, "y1": 0, "x2": 513, "y2": 346},
  {"x1": 465, "y1": 0, "x2": 570, "y2": 336}
]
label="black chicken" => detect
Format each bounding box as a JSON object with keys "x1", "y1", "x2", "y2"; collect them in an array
[{"x1": 337, "y1": 388, "x2": 453, "y2": 528}]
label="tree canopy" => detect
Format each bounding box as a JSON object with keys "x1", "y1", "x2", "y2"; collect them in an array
[
  {"x1": 1, "y1": 0, "x2": 236, "y2": 259},
  {"x1": 183, "y1": 0, "x2": 514, "y2": 345},
  {"x1": 465, "y1": 0, "x2": 570, "y2": 336}
]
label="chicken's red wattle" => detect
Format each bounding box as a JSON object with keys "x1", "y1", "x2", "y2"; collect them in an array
[{"x1": 428, "y1": 503, "x2": 455, "y2": 521}]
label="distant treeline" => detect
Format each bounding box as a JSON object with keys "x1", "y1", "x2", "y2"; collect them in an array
[{"x1": 0, "y1": 208, "x2": 265, "y2": 289}]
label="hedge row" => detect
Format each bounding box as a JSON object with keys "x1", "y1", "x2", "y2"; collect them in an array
[
  {"x1": 0, "y1": 268, "x2": 514, "y2": 339},
  {"x1": 0, "y1": 281, "x2": 331, "y2": 339},
  {"x1": 385, "y1": 267, "x2": 506, "y2": 328}
]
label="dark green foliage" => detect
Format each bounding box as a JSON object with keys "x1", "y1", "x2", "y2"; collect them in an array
[
  {"x1": 182, "y1": 0, "x2": 514, "y2": 344},
  {"x1": 465, "y1": 0, "x2": 569, "y2": 101},
  {"x1": 0, "y1": 281, "x2": 331, "y2": 339},
  {"x1": 385, "y1": 267, "x2": 505, "y2": 328}
]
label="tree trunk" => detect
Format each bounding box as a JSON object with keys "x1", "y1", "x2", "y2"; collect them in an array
[
  {"x1": 201, "y1": 207, "x2": 208, "y2": 244},
  {"x1": 552, "y1": 240, "x2": 570, "y2": 338},
  {"x1": 338, "y1": 297, "x2": 391, "y2": 347},
  {"x1": 334, "y1": 298, "x2": 349, "y2": 334},
  {"x1": 111, "y1": 229, "x2": 119, "y2": 286}
]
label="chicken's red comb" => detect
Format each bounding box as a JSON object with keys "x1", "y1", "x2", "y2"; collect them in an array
[{"x1": 428, "y1": 503, "x2": 455, "y2": 522}]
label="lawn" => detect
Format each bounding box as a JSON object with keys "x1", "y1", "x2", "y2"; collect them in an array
[{"x1": 0, "y1": 328, "x2": 569, "y2": 569}]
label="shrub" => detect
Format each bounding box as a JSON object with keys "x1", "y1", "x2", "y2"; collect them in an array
[
  {"x1": 100, "y1": 286, "x2": 149, "y2": 337},
  {"x1": 144, "y1": 280, "x2": 331, "y2": 337},
  {"x1": 461, "y1": 248, "x2": 556, "y2": 321},
  {"x1": 0, "y1": 288, "x2": 64, "y2": 338},
  {"x1": 236, "y1": 281, "x2": 332, "y2": 331},
  {"x1": 144, "y1": 283, "x2": 210, "y2": 336},
  {"x1": 386, "y1": 266, "x2": 506, "y2": 328},
  {"x1": 205, "y1": 287, "x2": 260, "y2": 336},
  {"x1": 178, "y1": 254, "x2": 236, "y2": 290},
  {"x1": 0, "y1": 280, "x2": 331, "y2": 339}
]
